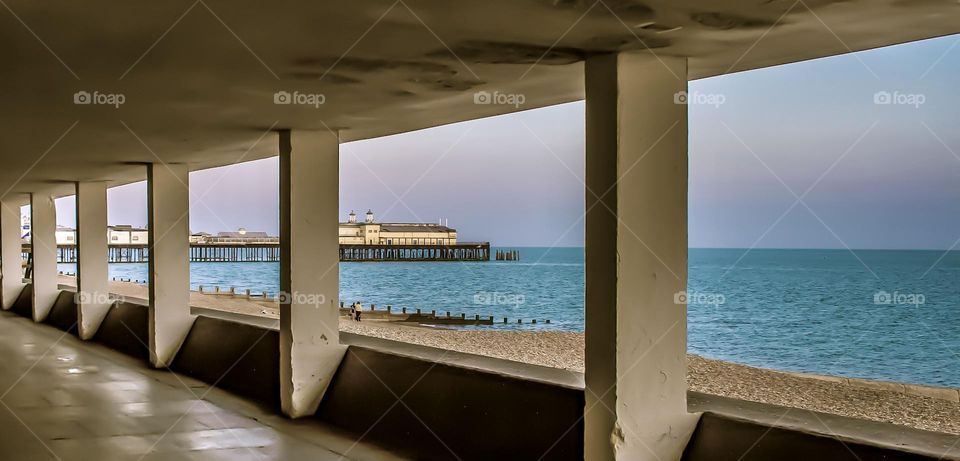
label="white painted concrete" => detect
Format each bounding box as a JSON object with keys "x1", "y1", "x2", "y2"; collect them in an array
[
  {"x1": 279, "y1": 129, "x2": 346, "y2": 418},
  {"x1": 583, "y1": 52, "x2": 698, "y2": 461},
  {"x1": 147, "y1": 163, "x2": 194, "y2": 368},
  {"x1": 0, "y1": 199, "x2": 24, "y2": 310},
  {"x1": 30, "y1": 192, "x2": 59, "y2": 322},
  {"x1": 76, "y1": 182, "x2": 111, "y2": 339}
]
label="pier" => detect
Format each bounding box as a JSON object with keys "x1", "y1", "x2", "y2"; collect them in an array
[
  {"x1": 24, "y1": 241, "x2": 490, "y2": 263},
  {"x1": 339, "y1": 242, "x2": 490, "y2": 262}
]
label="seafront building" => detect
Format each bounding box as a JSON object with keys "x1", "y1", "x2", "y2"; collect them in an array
[
  {"x1": 48, "y1": 211, "x2": 457, "y2": 246},
  {"x1": 339, "y1": 210, "x2": 457, "y2": 245},
  {"x1": 0, "y1": 2, "x2": 958, "y2": 460}
]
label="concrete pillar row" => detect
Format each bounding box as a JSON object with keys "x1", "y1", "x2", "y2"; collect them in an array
[
  {"x1": 30, "y1": 192, "x2": 58, "y2": 322},
  {"x1": 76, "y1": 182, "x2": 111, "y2": 339},
  {"x1": 278, "y1": 129, "x2": 346, "y2": 418},
  {"x1": 147, "y1": 163, "x2": 194, "y2": 368},
  {"x1": 583, "y1": 52, "x2": 699, "y2": 461},
  {"x1": 0, "y1": 197, "x2": 25, "y2": 310}
]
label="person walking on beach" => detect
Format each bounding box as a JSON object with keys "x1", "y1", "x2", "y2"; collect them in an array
[
  {"x1": 353, "y1": 302, "x2": 362, "y2": 322},
  {"x1": 348, "y1": 303, "x2": 356, "y2": 321}
]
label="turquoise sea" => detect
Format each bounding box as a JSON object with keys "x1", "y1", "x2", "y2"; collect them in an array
[{"x1": 59, "y1": 247, "x2": 960, "y2": 387}]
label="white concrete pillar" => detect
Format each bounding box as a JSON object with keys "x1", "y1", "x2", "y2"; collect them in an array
[
  {"x1": 30, "y1": 192, "x2": 58, "y2": 322},
  {"x1": 0, "y1": 198, "x2": 25, "y2": 310},
  {"x1": 279, "y1": 129, "x2": 346, "y2": 418},
  {"x1": 76, "y1": 182, "x2": 111, "y2": 339},
  {"x1": 583, "y1": 52, "x2": 698, "y2": 461},
  {"x1": 147, "y1": 163, "x2": 194, "y2": 367}
]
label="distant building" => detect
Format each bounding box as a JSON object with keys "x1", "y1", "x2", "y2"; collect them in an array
[
  {"x1": 189, "y1": 232, "x2": 212, "y2": 244},
  {"x1": 53, "y1": 225, "x2": 149, "y2": 245},
  {"x1": 339, "y1": 210, "x2": 457, "y2": 245},
  {"x1": 108, "y1": 225, "x2": 148, "y2": 244},
  {"x1": 55, "y1": 226, "x2": 75, "y2": 244},
  {"x1": 48, "y1": 216, "x2": 456, "y2": 246},
  {"x1": 208, "y1": 228, "x2": 275, "y2": 244}
]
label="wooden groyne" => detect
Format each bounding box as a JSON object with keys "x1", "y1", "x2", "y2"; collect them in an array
[
  {"x1": 495, "y1": 250, "x2": 520, "y2": 261},
  {"x1": 25, "y1": 242, "x2": 491, "y2": 263},
  {"x1": 339, "y1": 302, "x2": 551, "y2": 326}
]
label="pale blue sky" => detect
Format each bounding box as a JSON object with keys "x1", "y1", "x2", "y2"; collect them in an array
[{"x1": 54, "y1": 34, "x2": 960, "y2": 249}]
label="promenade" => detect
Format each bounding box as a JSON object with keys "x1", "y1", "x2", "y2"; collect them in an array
[{"x1": 56, "y1": 275, "x2": 960, "y2": 436}]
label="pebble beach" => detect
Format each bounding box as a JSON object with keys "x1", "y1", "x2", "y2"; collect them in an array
[
  {"x1": 340, "y1": 319, "x2": 960, "y2": 436},
  {"x1": 60, "y1": 276, "x2": 960, "y2": 435}
]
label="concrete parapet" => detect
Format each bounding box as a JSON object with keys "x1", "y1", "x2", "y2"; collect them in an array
[{"x1": 784, "y1": 371, "x2": 958, "y2": 403}]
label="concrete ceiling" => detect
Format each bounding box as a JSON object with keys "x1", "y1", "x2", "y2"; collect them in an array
[{"x1": 2, "y1": 0, "x2": 959, "y2": 199}]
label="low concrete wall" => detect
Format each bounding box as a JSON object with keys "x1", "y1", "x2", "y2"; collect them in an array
[
  {"x1": 93, "y1": 300, "x2": 149, "y2": 360},
  {"x1": 683, "y1": 412, "x2": 940, "y2": 461},
  {"x1": 171, "y1": 315, "x2": 280, "y2": 408},
  {"x1": 10, "y1": 283, "x2": 32, "y2": 319},
  {"x1": 6, "y1": 301, "x2": 956, "y2": 460},
  {"x1": 43, "y1": 290, "x2": 78, "y2": 335},
  {"x1": 784, "y1": 371, "x2": 960, "y2": 403},
  {"x1": 316, "y1": 345, "x2": 585, "y2": 460}
]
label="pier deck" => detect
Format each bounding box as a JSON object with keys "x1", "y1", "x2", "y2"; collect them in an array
[{"x1": 25, "y1": 242, "x2": 491, "y2": 263}]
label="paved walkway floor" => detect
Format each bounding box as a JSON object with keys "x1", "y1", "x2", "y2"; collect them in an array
[{"x1": 0, "y1": 311, "x2": 398, "y2": 461}]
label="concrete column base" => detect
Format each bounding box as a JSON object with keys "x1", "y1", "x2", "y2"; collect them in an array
[
  {"x1": 0, "y1": 198, "x2": 25, "y2": 310},
  {"x1": 30, "y1": 192, "x2": 58, "y2": 322},
  {"x1": 77, "y1": 182, "x2": 112, "y2": 340},
  {"x1": 279, "y1": 129, "x2": 346, "y2": 418},
  {"x1": 147, "y1": 163, "x2": 194, "y2": 368},
  {"x1": 584, "y1": 52, "x2": 699, "y2": 460}
]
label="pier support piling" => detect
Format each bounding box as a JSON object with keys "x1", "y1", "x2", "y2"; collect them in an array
[
  {"x1": 147, "y1": 163, "x2": 194, "y2": 368},
  {"x1": 584, "y1": 52, "x2": 697, "y2": 461},
  {"x1": 30, "y1": 192, "x2": 58, "y2": 322},
  {"x1": 279, "y1": 129, "x2": 346, "y2": 418},
  {"x1": 76, "y1": 182, "x2": 111, "y2": 339}
]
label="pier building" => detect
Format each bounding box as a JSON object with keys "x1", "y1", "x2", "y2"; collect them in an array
[
  {"x1": 0, "y1": 2, "x2": 958, "y2": 460},
  {"x1": 339, "y1": 210, "x2": 457, "y2": 245},
  {"x1": 34, "y1": 220, "x2": 484, "y2": 262},
  {"x1": 52, "y1": 212, "x2": 458, "y2": 247}
]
